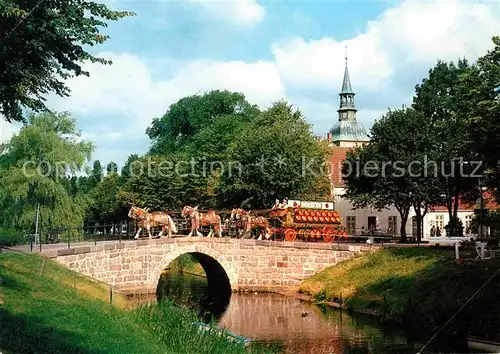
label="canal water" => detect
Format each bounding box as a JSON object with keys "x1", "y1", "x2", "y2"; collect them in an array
[{"x1": 153, "y1": 271, "x2": 474, "y2": 354}]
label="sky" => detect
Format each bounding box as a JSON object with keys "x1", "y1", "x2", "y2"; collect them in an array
[{"x1": 1, "y1": 0, "x2": 499, "y2": 168}]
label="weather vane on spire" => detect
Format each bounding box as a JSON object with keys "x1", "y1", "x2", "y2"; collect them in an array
[{"x1": 345, "y1": 46, "x2": 348, "y2": 66}]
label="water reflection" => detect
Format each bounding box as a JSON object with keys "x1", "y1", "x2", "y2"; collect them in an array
[
  {"x1": 218, "y1": 292, "x2": 421, "y2": 354},
  {"x1": 155, "y1": 271, "x2": 471, "y2": 354},
  {"x1": 156, "y1": 270, "x2": 229, "y2": 322}
]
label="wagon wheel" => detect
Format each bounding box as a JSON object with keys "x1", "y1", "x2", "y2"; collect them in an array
[
  {"x1": 285, "y1": 228, "x2": 297, "y2": 242},
  {"x1": 322, "y1": 227, "x2": 335, "y2": 243}
]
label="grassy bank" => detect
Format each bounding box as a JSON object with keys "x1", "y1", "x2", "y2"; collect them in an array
[
  {"x1": 0, "y1": 252, "x2": 276, "y2": 354},
  {"x1": 300, "y1": 247, "x2": 500, "y2": 336}
]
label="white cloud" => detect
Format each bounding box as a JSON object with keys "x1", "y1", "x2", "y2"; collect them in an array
[
  {"x1": 273, "y1": 0, "x2": 498, "y2": 93},
  {"x1": 271, "y1": 0, "x2": 498, "y2": 138},
  {"x1": 0, "y1": 120, "x2": 20, "y2": 143},
  {"x1": 186, "y1": 0, "x2": 266, "y2": 27},
  {"x1": 48, "y1": 52, "x2": 285, "y2": 165}
]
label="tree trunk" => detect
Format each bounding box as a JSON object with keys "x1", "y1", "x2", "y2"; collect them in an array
[
  {"x1": 453, "y1": 189, "x2": 460, "y2": 221},
  {"x1": 414, "y1": 204, "x2": 422, "y2": 243},
  {"x1": 396, "y1": 204, "x2": 410, "y2": 243}
]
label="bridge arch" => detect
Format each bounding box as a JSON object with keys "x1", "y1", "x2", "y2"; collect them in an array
[{"x1": 151, "y1": 244, "x2": 237, "y2": 307}]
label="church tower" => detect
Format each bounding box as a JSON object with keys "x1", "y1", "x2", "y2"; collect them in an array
[{"x1": 329, "y1": 50, "x2": 369, "y2": 148}]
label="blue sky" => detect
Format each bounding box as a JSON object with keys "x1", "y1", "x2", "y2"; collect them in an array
[{"x1": 1, "y1": 0, "x2": 498, "y2": 168}]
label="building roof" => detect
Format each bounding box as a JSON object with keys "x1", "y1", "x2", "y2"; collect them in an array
[
  {"x1": 330, "y1": 120, "x2": 370, "y2": 143},
  {"x1": 328, "y1": 147, "x2": 351, "y2": 186},
  {"x1": 340, "y1": 65, "x2": 353, "y2": 94},
  {"x1": 430, "y1": 192, "x2": 498, "y2": 212}
]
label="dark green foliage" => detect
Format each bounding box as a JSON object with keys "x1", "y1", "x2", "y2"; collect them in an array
[
  {"x1": 106, "y1": 161, "x2": 118, "y2": 174},
  {"x1": 86, "y1": 172, "x2": 128, "y2": 224},
  {"x1": 445, "y1": 217, "x2": 464, "y2": 237},
  {"x1": 147, "y1": 90, "x2": 258, "y2": 155},
  {"x1": 465, "y1": 37, "x2": 500, "y2": 198},
  {"x1": 219, "y1": 101, "x2": 331, "y2": 209},
  {"x1": 0, "y1": 227, "x2": 25, "y2": 246},
  {"x1": 0, "y1": 0, "x2": 135, "y2": 123},
  {"x1": 413, "y1": 58, "x2": 478, "y2": 223}
]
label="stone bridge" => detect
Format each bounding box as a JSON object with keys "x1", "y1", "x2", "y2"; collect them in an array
[{"x1": 39, "y1": 238, "x2": 377, "y2": 296}]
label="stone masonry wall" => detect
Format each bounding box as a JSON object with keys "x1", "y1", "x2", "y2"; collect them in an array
[{"x1": 41, "y1": 238, "x2": 377, "y2": 292}]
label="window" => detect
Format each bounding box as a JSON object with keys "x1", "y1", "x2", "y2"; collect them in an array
[
  {"x1": 388, "y1": 216, "x2": 397, "y2": 234},
  {"x1": 368, "y1": 216, "x2": 377, "y2": 230},
  {"x1": 347, "y1": 216, "x2": 356, "y2": 235}
]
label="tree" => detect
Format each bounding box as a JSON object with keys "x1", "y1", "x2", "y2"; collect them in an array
[
  {"x1": 0, "y1": 1, "x2": 135, "y2": 123},
  {"x1": 121, "y1": 154, "x2": 140, "y2": 180},
  {"x1": 412, "y1": 59, "x2": 477, "y2": 235},
  {"x1": 120, "y1": 154, "x2": 207, "y2": 210},
  {"x1": 219, "y1": 101, "x2": 330, "y2": 209},
  {"x1": 106, "y1": 161, "x2": 118, "y2": 175},
  {"x1": 147, "y1": 90, "x2": 259, "y2": 155},
  {"x1": 87, "y1": 172, "x2": 127, "y2": 224},
  {"x1": 465, "y1": 37, "x2": 500, "y2": 199},
  {"x1": 342, "y1": 108, "x2": 443, "y2": 242},
  {"x1": 0, "y1": 111, "x2": 93, "y2": 231}
]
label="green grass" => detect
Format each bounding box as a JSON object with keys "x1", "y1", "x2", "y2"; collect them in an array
[
  {"x1": 300, "y1": 247, "x2": 500, "y2": 334},
  {"x1": 0, "y1": 252, "x2": 278, "y2": 354}
]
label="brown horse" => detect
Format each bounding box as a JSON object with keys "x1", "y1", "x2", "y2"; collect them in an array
[
  {"x1": 230, "y1": 208, "x2": 273, "y2": 240},
  {"x1": 181, "y1": 205, "x2": 222, "y2": 237},
  {"x1": 128, "y1": 206, "x2": 177, "y2": 239}
]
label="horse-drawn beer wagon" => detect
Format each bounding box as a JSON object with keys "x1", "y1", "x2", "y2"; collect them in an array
[
  {"x1": 266, "y1": 200, "x2": 348, "y2": 242},
  {"x1": 128, "y1": 199, "x2": 348, "y2": 243}
]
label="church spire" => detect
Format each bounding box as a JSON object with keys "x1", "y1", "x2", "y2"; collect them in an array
[
  {"x1": 338, "y1": 47, "x2": 356, "y2": 121},
  {"x1": 341, "y1": 47, "x2": 353, "y2": 94},
  {"x1": 329, "y1": 48, "x2": 369, "y2": 147}
]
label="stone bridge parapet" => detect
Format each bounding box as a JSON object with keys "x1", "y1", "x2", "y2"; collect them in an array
[{"x1": 40, "y1": 238, "x2": 379, "y2": 292}]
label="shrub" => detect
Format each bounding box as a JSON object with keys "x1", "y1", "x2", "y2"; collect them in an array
[
  {"x1": 445, "y1": 217, "x2": 464, "y2": 236},
  {"x1": 0, "y1": 227, "x2": 26, "y2": 246}
]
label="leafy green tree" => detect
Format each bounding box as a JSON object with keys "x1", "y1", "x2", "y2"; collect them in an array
[
  {"x1": 0, "y1": 112, "x2": 93, "y2": 231},
  {"x1": 87, "y1": 172, "x2": 127, "y2": 224},
  {"x1": 0, "y1": 1, "x2": 135, "y2": 123},
  {"x1": 219, "y1": 101, "x2": 330, "y2": 209},
  {"x1": 121, "y1": 154, "x2": 140, "y2": 180},
  {"x1": 465, "y1": 37, "x2": 500, "y2": 199},
  {"x1": 147, "y1": 90, "x2": 259, "y2": 155},
  {"x1": 121, "y1": 154, "x2": 209, "y2": 210},
  {"x1": 412, "y1": 59, "x2": 477, "y2": 235},
  {"x1": 106, "y1": 161, "x2": 118, "y2": 175},
  {"x1": 342, "y1": 108, "x2": 443, "y2": 242}
]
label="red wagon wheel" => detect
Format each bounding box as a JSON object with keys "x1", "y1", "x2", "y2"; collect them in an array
[
  {"x1": 322, "y1": 227, "x2": 335, "y2": 243},
  {"x1": 285, "y1": 228, "x2": 297, "y2": 242}
]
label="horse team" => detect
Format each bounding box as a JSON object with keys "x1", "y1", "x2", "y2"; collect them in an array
[{"x1": 128, "y1": 205, "x2": 273, "y2": 240}]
